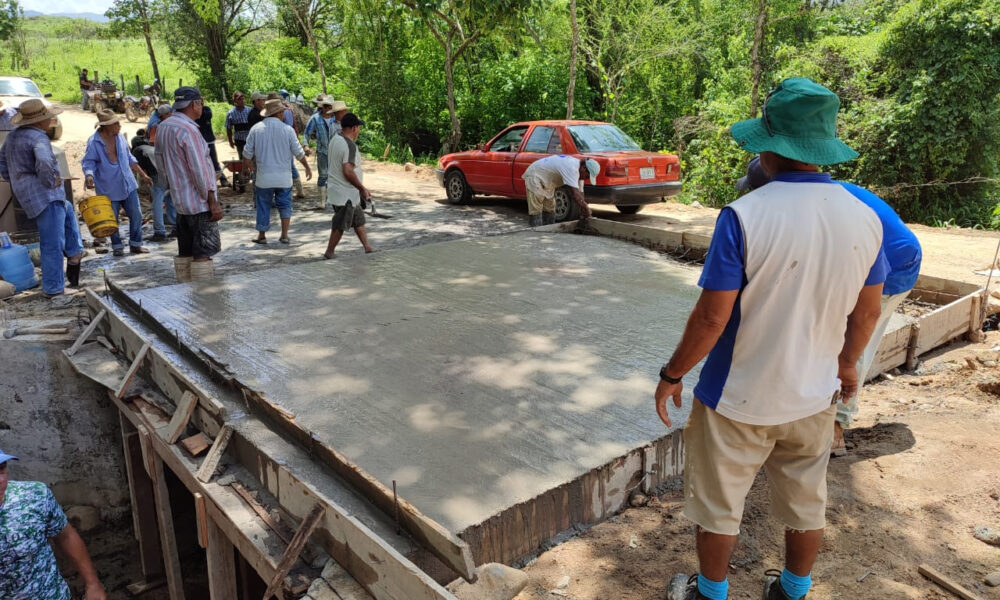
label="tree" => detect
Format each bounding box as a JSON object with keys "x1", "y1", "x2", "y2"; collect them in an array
[
  {"x1": 279, "y1": 0, "x2": 339, "y2": 93},
  {"x1": 0, "y1": 0, "x2": 27, "y2": 70},
  {"x1": 566, "y1": 0, "x2": 578, "y2": 119},
  {"x1": 106, "y1": 0, "x2": 162, "y2": 84},
  {"x1": 396, "y1": 0, "x2": 535, "y2": 153}
]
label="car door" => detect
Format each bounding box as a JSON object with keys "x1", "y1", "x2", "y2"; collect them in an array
[
  {"x1": 511, "y1": 125, "x2": 567, "y2": 196},
  {"x1": 467, "y1": 125, "x2": 528, "y2": 195}
]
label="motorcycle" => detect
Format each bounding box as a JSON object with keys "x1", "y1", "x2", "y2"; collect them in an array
[
  {"x1": 125, "y1": 84, "x2": 158, "y2": 122},
  {"x1": 90, "y1": 79, "x2": 126, "y2": 114}
]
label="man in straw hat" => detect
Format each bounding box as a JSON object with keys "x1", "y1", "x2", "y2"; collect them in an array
[
  {"x1": 155, "y1": 86, "x2": 223, "y2": 282},
  {"x1": 0, "y1": 99, "x2": 85, "y2": 297},
  {"x1": 82, "y1": 109, "x2": 152, "y2": 257},
  {"x1": 302, "y1": 96, "x2": 342, "y2": 203},
  {"x1": 243, "y1": 98, "x2": 311, "y2": 244},
  {"x1": 655, "y1": 78, "x2": 889, "y2": 600},
  {"x1": 323, "y1": 113, "x2": 375, "y2": 258}
]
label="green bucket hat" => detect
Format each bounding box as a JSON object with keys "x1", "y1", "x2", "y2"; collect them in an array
[{"x1": 730, "y1": 77, "x2": 858, "y2": 165}]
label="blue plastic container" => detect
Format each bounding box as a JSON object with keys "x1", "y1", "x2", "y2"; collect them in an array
[{"x1": 0, "y1": 233, "x2": 39, "y2": 292}]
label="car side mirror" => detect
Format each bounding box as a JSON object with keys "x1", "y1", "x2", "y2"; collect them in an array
[
  {"x1": 44, "y1": 93, "x2": 52, "y2": 98},
  {"x1": 478, "y1": 143, "x2": 486, "y2": 152}
]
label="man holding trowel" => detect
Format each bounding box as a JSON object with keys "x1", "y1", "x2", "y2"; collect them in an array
[
  {"x1": 323, "y1": 113, "x2": 375, "y2": 259},
  {"x1": 520, "y1": 155, "x2": 598, "y2": 226}
]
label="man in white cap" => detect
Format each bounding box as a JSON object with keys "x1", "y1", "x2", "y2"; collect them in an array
[
  {"x1": 0, "y1": 448, "x2": 107, "y2": 599},
  {"x1": 521, "y1": 155, "x2": 598, "y2": 226},
  {"x1": 0, "y1": 99, "x2": 85, "y2": 297},
  {"x1": 83, "y1": 109, "x2": 152, "y2": 257},
  {"x1": 243, "y1": 98, "x2": 311, "y2": 244},
  {"x1": 146, "y1": 102, "x2": 172, "y2": 145}
]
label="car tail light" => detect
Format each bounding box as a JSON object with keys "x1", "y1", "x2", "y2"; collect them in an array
[{"x1": 605, "y1": 161, "x2": 626, "y2": 177}]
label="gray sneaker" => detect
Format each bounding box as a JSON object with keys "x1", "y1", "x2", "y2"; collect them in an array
[
  {"x1": 667, "y1": 574, "x2": 711, "y2": 600},
  {"x1": 763, "y1": 570, "x2": 803, "y2": 600}
]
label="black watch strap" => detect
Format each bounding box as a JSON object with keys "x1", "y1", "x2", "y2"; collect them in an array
[{"x1": 659, "y1": 363, "x2": 683, "y2": 384}]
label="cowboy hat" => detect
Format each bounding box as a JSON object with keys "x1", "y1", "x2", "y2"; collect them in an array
[
  {"x1": 94, "y1": 109, "x2": 121, "y2": 128},
  {"x1": 312, "y1": 93, "x2": 328, "y2": 104},
  {"x1": 330, "y1": 100, "x2": 349, "y2": 112},
  {"x1": 261, "y1": 98, "x2": 286, "y2": 118},
  {"x1": 11, "y1": 99, "x2": 62, "y2": 126},
  {"x1": 730, "y1": 77, "x2": 857, "y2": 166}
]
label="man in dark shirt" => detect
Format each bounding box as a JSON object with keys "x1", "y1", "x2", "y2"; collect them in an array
[
  {"x1": 194, "y1": 104, "x2": 228, "y2": 186},
  {"x1": 79, "y1": 69, "x2": 95, "y2": 110}
]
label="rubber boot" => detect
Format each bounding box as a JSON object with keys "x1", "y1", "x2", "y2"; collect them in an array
[
  {"x1": 173, "y1": 256, "x2": 193, "y2": 283},
  {"x1": 528, "y1": 214, "x2": 543, "y2": 227},
  {"x1": 189, "y1": 260, "x2": 214, "y2": 282},
  {"x1": 66, "y1": 263, "x2": 81, "y2": 287},
  {"x1": 293, "y1": 177, "x2": 305, "y2": 199},
  {"x1": 542, "y1": 212, "x2": 555, "y2": 225},
  {"x1": 318, "y1": 185, "x2": 327, "y2": 209}
]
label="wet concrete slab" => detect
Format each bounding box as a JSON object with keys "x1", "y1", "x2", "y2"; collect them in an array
[{"x1": 128, "y1": 231, "x2": 703, "y2": 533}]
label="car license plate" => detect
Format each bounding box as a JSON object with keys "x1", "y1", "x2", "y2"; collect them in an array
[{"x1": 640, "y1": 167, "x2": 655, "y2": 179}]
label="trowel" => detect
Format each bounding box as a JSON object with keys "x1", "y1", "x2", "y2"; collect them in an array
[{"x1": 367, "y1": 198, "x2": 393, "y2": 219}]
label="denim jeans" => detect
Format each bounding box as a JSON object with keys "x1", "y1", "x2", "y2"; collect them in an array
[
  {"x1": 291, "y1": 160, "x2": 300, "y2": 181},
  {"x1": 315, "y1": 151, "x2": 328, "y2": 188},
  {"x1": 110, "y1": 189, "x2": 144, "y2": 250},
  {"x1": 151, "y1": 185, "x2": 176, "y2": 235},
  {"x1": 254, "y1": 187, "x2": 292, "y2": 232},
  {"x1": 36, "y1": 199, "x2": 84, "y2": 295}
]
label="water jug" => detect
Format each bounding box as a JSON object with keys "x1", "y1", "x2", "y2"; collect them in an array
[{"x1": 0, "y1": 233, "x2": 39, "y2": 292}]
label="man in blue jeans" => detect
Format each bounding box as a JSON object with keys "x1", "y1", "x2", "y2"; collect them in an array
[
  {"x1": 0, "y1": 100, "x2": 85, "y2": 297},
  {"x1": 243, "y1": 98, "x2": 311, "y2": 244},
  {"x1": 83, "y1": 110, "x2": 152, "y2": 256}
]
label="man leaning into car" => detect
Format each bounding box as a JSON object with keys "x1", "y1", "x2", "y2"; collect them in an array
[{"x1": 521, "y1": 154, "x2": 599, "y2": 226}]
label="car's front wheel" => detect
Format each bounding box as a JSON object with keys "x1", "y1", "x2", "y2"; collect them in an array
[
  {"x1": 445, "y1": 169, "x2": 472, "y2": 204},
  {"x1": 553, "y1": 186, "x2": 582, "y2": 222},
  {"x1": 616, "y1": 205, "x2": 643, "y2": 215}
]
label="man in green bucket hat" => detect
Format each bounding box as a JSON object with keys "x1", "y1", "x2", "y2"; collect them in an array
[{"x1": 654, "y1": 78, "x2": 890, "y2": 600}]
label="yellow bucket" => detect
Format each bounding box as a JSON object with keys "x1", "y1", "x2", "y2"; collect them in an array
[{"x1": 78, "y1": 195, "x2": 119, "y2": 238}]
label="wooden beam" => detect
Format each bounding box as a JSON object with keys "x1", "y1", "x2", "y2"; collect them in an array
[
  {"x1": 207, "y1": 516, "x2": 239, "y2": 600},
  {"x1": 262, "y1": 504, "x2": 325, "y2": 600},
  {"x1": 119, "y1": 414, "x2": 165, "y2": 582},
  {"x1": 197, "y1": 424, "x2": 233, "y2": 483},
  {"x1": 195, "y1": 492, "x2": 208, "y2": 548},
  {"x1": 180, "y1": 433, "x2": 212, "y2": 457},
  {"x1": 918, "y1": 564, "x2": 983, "y2": 600},
  {"x1": 116, "y1": 341, "x2": 150, "y2": 399},
  {"x1": 164, "y1": 391, "x2": 199, "y2": 444},
  {"x1": 150, "y1": 453, "x2": 186, "y2": 600},
  {"x1": 137, "y1": 423, "x2": 155, "y2": 478},
  {"x1": 231, "y1": 482, "x2": 293, "y2": 545},
  {"x1": 67, "y1": 308, "x2": 106, "y2": 356}
]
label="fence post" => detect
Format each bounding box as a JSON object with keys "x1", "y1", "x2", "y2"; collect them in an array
[
  {"x1": 120, "y1": 74, "x2": 125, "y2": 92},
  {"x1": 135, "y1": 75, "x2": 141, "y2": 95}
]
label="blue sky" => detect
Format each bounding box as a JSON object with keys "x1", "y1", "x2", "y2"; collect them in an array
[{"x1": 24, "y1": 0, "x2": 114, "y2": 14}]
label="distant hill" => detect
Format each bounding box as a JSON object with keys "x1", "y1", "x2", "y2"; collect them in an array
[{"x1": 24, "y1": 10, "x2": 109, "y2": 22}]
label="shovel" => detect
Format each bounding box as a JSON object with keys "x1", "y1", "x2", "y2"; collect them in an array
[{"x1": 367, "y1": 198, "x2": 393, "y2": 219}]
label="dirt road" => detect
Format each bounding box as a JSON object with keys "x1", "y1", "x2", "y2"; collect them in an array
[{"x1": 23, "y1": 105, "x2": 1000, "y2": 600}]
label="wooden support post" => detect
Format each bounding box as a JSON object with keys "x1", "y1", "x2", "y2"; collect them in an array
[
  {"x1": 120, "y1": 414, "x2": 165, "y2": 583},
  {"x1": 197, "y1": 424, "x2": 233, "y2": 483},
  {"x1": 137, "y1": 423, "x2": 155, "y2": 477},
  {"x1": 905, "y1": 322, "x2": 921, "y2": 371},
  {"x1": 918, "y1": 564, "x2": 983, "y2": 600},
  {"x1": 164, "y1": 391, "x2": 199, "y2": 444},
  {"x1": 67, "y1": 309, "x2": 106, "y2": 356},
  {"x1": 261, "y1": 504, "x2": 325, "y2": 600},
  {"x1": 151, "y1": 455, "x2": 186, "y2": 600},
  {"x1": 195, "y1": 492, "x2": 208, "y2": 548},
  {"x1": 116, "y1": 342, "x2": 150, "y2": 399},
  {"x1": 207, "y1": 516, "x2": 239, "y2": 599}
]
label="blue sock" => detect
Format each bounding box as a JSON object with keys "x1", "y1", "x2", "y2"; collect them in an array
[
  {"x1": 697, "y1": 573, "x2": 729, "y2": 600},
  {"x1": 779, "y1": 569, "x2": 812, "y2": 599}
]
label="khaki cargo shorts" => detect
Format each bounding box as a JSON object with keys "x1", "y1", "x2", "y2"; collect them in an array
[{"x1": 682, "y1": 400, "x2": 837, "y2": 535}]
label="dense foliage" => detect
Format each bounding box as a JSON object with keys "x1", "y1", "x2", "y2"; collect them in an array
[{"x1": 9, "y1": 0, "x2": 1000, "y2": 226}]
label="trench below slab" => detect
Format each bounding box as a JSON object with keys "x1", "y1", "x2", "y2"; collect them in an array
[{"x1": 127, "y1": 231, "x2": 703, "y2": 534}]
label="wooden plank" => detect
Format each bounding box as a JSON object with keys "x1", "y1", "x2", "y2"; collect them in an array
[
  {"x1": 180, "y1": 433, "x2": 212, "y2": 457},
  {"x1": 914, "y1": 273, "x2": 981, "y2": 297},
  {"x1": 150, "y1": 454, "x2": 186, "y2": 600},
  {"x1": 67, "y1": 308, "x2": 106, "y2": 356},
  {"x1": 164, "y1": 391, "x2": 199, "y2": 444},
  {"x1": 119, "y1": 414, "x2": 165, "y2": 581},
  {"x1": 231, "y1": 482, "x2": 293, "y2": 545},
  {"x1": 918, "y1": 564, "x2": 983, "y2": 600},
  {"x1": 869, "y1": 323, "x2": 914, "y2": 377},
  {"x1": 206, "y1": 516, "x2": 239, "y2": 600},
  {"x1": 137, "y1": 423, "x2": 155, "y2": 478},
  {"x1": 116, "y1": 341, "x2": 150, "y2": 399},
  {"x1": 195, "y1": 492, "x2": 208, "y2": 548},
  {"x1": 63, "y1": 342, "x2": 129, "y2": 391},
  {"x1": 915, "y1": 293, "x2": 976, "y2": 355},
  {"x1": 262, "y1": 504, "x2": 326, "y2": 600},
  {"x1": 197, "y1": 424, "x2": 233, "y2": 483}
]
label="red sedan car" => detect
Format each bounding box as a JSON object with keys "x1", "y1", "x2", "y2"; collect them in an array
[{"x1": 436, "y1": 120, "x2": 682, "y2": 221}]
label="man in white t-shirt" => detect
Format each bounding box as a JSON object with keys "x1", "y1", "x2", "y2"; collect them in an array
[
  {"x1": 521, "y1": 154, "x2": 599, "y2": 226},
  {"x1": 323, "y1": 113, "x2": 374, "y2": 258},
  {"x1": 656, "y1": 78, "x2": 889, "y2": 600}
]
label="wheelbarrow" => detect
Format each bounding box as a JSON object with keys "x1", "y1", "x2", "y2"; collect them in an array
[{"x1": 223, "y1": 159, "x2": 253, "y2": 194}]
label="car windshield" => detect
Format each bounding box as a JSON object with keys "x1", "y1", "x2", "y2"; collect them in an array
[
  {"x1": 568, "y1": 124, "x2": 641, "y2": 152},
  {"x1": 0, "y1": 79, "x2": 41, "y2": 97}
]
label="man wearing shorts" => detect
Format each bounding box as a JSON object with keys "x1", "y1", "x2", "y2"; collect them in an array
[
  {"x1": 155, "y1": 87, "x2": 223, "y2": 282},
  {"x1": 654, "y1": 78, "x2": 889, "y2": 600},
  {"x1": 323, "y1": 113, "x2": 374, "y2": 259}
]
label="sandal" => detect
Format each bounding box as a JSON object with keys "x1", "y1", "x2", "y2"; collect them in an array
[
  {"x1": 322, "y1": 253, "x2": 335, "y2": 260},
  {"x1": 252, "y1": 237, "x2": 267, "y2": 245},
  {"x1": 279, "y1": 237, "x2": 290, "y2": 244}
]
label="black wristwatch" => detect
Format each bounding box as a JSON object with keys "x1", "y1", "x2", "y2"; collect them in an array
[{"x1": 659, "y1": 363, "x2": 683, "y2": 384}]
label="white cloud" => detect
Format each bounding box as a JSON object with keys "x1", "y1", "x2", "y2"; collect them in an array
[{"x1": 22, "y1": 0, "x2": 113, "y2": 15}]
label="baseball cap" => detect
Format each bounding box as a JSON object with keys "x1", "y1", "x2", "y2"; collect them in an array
[
  {"x1": 736, "y1": 155, "x2": 771, "y2": 193},
  {"x1": 156, "y1": 103, "x2": 173, "y2": 116},
  {"x1": 340, "y1": 113, "x2": 365, "y2": 128},
  {"x1": 0, "y1": 449, "x2": 18, "y2": 465},
  {"x1": 173, "y1": 86, "x2": 202, "y2": 110},
  {"x1": 251, "y1": 91, "x2": 266, "y2": 101},
  {"x1": 583, "y1": 158, "x2": 600, "y2": 186}
]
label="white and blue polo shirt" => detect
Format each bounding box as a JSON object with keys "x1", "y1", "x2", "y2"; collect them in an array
[{"x1": 694, "y1": 172, "x2": 890, "y2": 426}]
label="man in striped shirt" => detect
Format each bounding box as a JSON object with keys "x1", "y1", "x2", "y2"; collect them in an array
[
  {"x1": 225, "y1": 91, "x2": 253, "y2": 160},
  {"x1": 154, "y1": 87, "x2": 223, "y2": 282}
]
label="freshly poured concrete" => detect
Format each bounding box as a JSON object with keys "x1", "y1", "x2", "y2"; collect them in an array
[{"x1": 128, "y1": 232, "x2": 702, "y2": 533}]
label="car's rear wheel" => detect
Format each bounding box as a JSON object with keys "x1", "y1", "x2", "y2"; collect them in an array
[
  {"x1": 616, "y1": 205, "x2": 643, "y2": 215},
  {"x1": 445, "y1": 169, "x2": 472, "y2": 204},
  {"x1": 553, "y1": 186, "x2": 581, "y2": 222}
]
